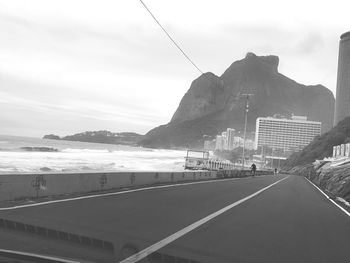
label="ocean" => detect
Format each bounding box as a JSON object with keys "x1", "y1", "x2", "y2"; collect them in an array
[{"x1": 0, "y1": 135, "x2": 186, "y2": 174}]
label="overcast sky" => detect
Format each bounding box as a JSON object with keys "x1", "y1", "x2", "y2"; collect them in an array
[{"x1": 0, "y1": 0, "x2": 348, "y2": 137}]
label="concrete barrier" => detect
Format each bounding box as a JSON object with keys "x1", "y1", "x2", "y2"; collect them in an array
[
  {"x1": 0, "y1": 169, "x2": 272, "y2": 202},
  {"x1": 217, "y1": 169, "x2": 272, "y2": 178},
  {"x1": 0, "y1": 171, "x2": 217, "y2": 202}
]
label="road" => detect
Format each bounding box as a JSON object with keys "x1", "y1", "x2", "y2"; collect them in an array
[{"x1": 0, "y1": 174, "x2": 349, "y2": 263}]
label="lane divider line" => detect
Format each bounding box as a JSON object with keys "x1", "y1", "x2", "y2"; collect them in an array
[
  {"x1": 0, "y1": 175, "x2": 271, "y2": 211},
  {"x1": 305, "y1": 177, "x2": 350, "y2": 217},
  {"x1": 119, "y1": 175, "x2": 289, "y2": 263}
]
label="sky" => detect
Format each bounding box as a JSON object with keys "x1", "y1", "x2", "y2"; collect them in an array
[{"x1": 0, "y1": 0, "x2": 349, "y2": 137}]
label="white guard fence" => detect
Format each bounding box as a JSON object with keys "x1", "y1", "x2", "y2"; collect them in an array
[{"x1": 332, "y1": 143, "x2": 350, "y2": 158}]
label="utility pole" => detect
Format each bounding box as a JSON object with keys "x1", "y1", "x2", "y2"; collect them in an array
[
  {"x1": 241, "y1": 94, "x2": 254, "y2": 168},
  {"x1": 261, "y1": 145, "x2": 265, "y2": 168}
]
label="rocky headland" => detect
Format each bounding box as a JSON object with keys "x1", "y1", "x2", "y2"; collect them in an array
[{"x1": 139, "y1": 52, "x2": 334, "y2": 149}]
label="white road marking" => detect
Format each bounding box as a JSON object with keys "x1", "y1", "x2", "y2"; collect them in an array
[
  {"x1": 305, "y1": 177, "x2": 350, "y2": 217},
  {"x1": 119, "y1": 176, "x2": 289, "y2": 263},
  {"x1": 0, "y1": 175, "x2": 269, "y2": 211},
  {"x1": 0, "y1": 248, "x2": 83, "y2": 263}
]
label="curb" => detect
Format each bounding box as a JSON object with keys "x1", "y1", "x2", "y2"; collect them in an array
[{"x1": 304, "y1": 177, "x2": 350, "y2": 217}]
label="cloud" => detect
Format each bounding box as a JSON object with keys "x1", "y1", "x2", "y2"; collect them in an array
[
  {"x1": 294, "y1": 32, "x2": 325, "y2": 54},
  {"x1": 0, "y1": 1, "x2": 345, "y2": 137},
  {"x1": 0, "y1": 11, "x2": 195, "y2": 76},
  {"x1": 0, "y1": 74, "x2": 171, "y2": 136}
]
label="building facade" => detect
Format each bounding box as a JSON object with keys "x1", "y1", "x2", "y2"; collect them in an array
[
  {"x1": 333, "y1": 143, "x2": 350, "y2": 158},
  {"x1": 334, "y1": 31, "x2": 350, "y2": 126},
  {"x1": 213, "y1": 128, "x2": 255, "y2": 151},
  {"x1": 221, "y1": 132, "x2": 228, "y2": 150},
  {"x1": 226, "y1": 128, "x2": 235, "y2": 150},
  {"x1": 255, "y1": 115, "x2": 321, "y2": 152},
  {"x1": 215, "y1": 135, "x2": 224, "y2": 151}
]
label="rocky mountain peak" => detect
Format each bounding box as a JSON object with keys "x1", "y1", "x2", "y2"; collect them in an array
[
  {"x1": 244, "y1": 52, "x2": 279, "y2": 68},
  {"x1": 224, "y1": 52, "x2": 279, "y2": 76},
  {"x1": 245, "y1": 52, "x2": 257, "y2": 58},
  {"x1": 139, "y1": 53, "x2": 334, "y2": 149}
]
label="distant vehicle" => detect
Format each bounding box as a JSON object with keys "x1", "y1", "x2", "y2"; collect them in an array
[
  {"x1": 184, "y1": 150, "x2": 210, "y2": 170},
  {"x1": 184, "y1": 150, "x2": 235, "y2": 171}
]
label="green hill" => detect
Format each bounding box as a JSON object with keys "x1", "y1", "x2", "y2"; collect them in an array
[{"x1": 284, "y1": 117, "x2": 350, "y2": 168}]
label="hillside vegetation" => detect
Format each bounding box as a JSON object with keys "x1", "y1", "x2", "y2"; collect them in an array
[{"x1": 284, "y1": 117, "x2": 350, "y2": 168}]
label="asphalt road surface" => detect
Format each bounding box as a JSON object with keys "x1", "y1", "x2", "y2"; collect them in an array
[{"x1": 0, "y1": 174, "x2": 349, "y2": 263}]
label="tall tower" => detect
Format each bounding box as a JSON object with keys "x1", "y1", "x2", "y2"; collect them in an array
[{"x1": 334, "y1": 31, "x2": 350, "y2": 126}]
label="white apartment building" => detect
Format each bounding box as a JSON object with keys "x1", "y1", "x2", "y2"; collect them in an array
[
  {"x1": 255, "y1": 115, "x2": 321, "y2": 151},
  {"x1": 214, "y1": 128, "x2": 255, "y2": 151},
  {"x1": 233, "y1": 136, "x2": 243, "y2": 148},
  {"x1": 226, "y1": 128, "x2": 235, "y2": 150},
  {"x1": 215, "y1": 135, "x2": 224, "y2": 151},
  {"x1": 221, "y1": 132, "x2": 228, "y2": 150}
]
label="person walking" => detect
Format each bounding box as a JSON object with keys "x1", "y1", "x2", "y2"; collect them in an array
[{"x1": 250, "y1": 163, "x2": 256, "y2": 177}]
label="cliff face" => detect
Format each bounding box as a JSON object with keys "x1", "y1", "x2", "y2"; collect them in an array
[
  {"x1": 287, "y1": 163, "x2": 350, "y2": 203},
  {"x1": 283, "y1": 117, "x2": 350, "y2": 204},
  {"x1": 140, "y1": 53, "x2": 335, "y2": 149}
]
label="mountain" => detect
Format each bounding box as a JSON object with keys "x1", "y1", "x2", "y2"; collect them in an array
[
  {"x1": 139, "y1": 53, "x2": 335, "y2": 149},
  {"x1": 284, "y1": 117, "x2": 350, "y2": 168},
  {"x1": 43, "y1": 134, "x2": 60, "y2": 140},
  {"x1": 43, "y1": 131, "x2": 143, "y2": 145}
]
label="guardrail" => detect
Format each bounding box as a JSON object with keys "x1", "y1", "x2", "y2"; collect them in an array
[{"x1": 332, "y1": 143, "x2": 350, "y2": 158}]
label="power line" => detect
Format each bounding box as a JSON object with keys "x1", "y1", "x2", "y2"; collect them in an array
[
  {"x1": 138, "y1": 0, "x2": 253, "y2": 142},
  {"x1": 138, "y1": 1, "x2": 252, "y2": 102},
  {"x1": 138, "y1": 0, "x2": 206, "y2": 76},
  {"x1": 138, "y1": 0, "x2": 248, "y2": 101}
]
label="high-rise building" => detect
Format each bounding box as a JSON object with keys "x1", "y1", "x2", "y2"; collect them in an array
[
  {"x1": 215, "y1": 135, "x2": 224, "y2": 151},
  {"x1": 221, "y1": 132, "x2": 228, "y2": 150},
  {"x1": 226, "y1": 128, "x2": 235, "y2": 150},
  {"x1": 233, "y1": 136, "x2": 243, "y2": 148},
  {"x1": 255, "y1": 115, "x2": 321, "y2": 152},
  {"x1": 334, "y1": 31, "x2": 350, "y2": 126}
]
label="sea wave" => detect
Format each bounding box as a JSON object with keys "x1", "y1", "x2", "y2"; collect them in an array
[
  {"x1": 0, "y1": 146, "x2": 59, "y2": 152},
  {"x1": 0, "y1": 137, "x2": 186, "y2": 173},
  {"x1": 61, "y1": 148, "x2": 111, "y2": 153},
  {"x1": 20, "y1": 147, "x2": 59, "y2": 152}
]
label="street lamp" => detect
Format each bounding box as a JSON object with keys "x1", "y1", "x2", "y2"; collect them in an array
[{"x1": 241, "y1": 94, "x2": 253, "y2": 168}]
